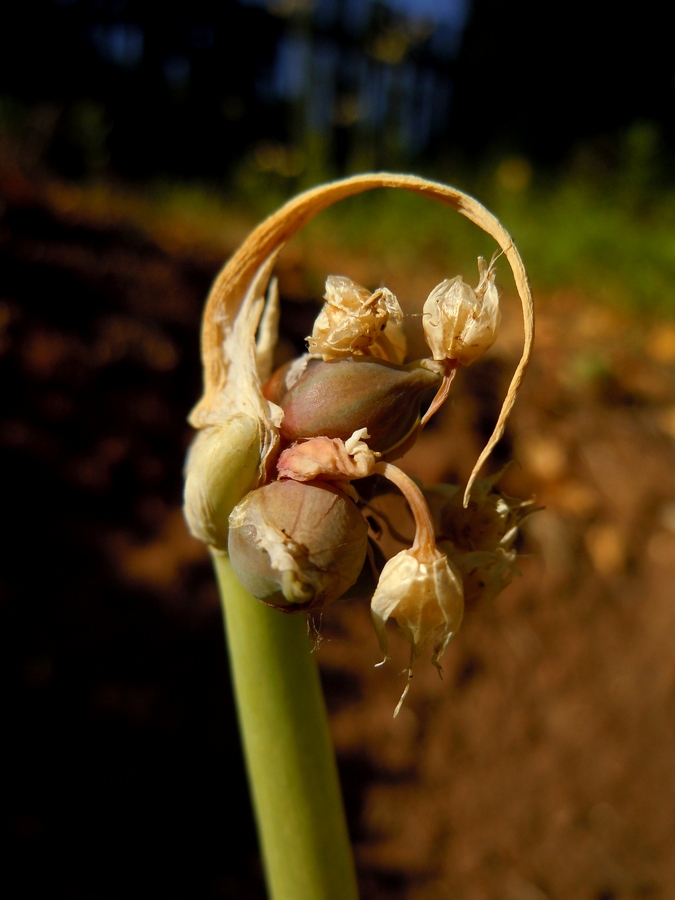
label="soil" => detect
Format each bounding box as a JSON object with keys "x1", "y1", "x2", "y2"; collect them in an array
[{"x1": 4, "y1": 167, "x2": 675, "y2": 900}]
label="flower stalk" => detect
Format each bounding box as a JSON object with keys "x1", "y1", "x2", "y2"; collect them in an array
[
  {"x1": 372, "y1": 461, "x2": 439, "y2": 561},
  {"x1": 214, "y1": 552, "x2": 359, "y2": 900}
]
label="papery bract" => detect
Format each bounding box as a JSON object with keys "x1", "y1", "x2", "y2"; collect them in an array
[
  {"x1": 277, "y1": 428, "x2": 378, "y2": 482},
  {"x1": 370, "y1": 549, "x2": 464, "y2": 670},
  {"x1": 184, "y1": 258, "x2": 283, "y2": 547}
]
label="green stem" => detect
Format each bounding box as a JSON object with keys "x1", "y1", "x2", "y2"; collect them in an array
[{"x1": 213, "y1": 552, "x2": 360, "y2": 900}]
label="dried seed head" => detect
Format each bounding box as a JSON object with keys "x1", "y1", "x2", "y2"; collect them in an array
[
  {"x1": 423, "y1": 256, "x2": 501, "y2": 366},
  {"x1": 185, "y1": 174, "x2": 534, "y2": 712},
  {"x1": 277, "y1": 357, "x2": 441, "y2": 454},
  {"x1": 228, "y1": 480, "x2": 369, "y2": 611},
  {"x1": 307, "y1": 275, "x2": 406, "y2": 363}
]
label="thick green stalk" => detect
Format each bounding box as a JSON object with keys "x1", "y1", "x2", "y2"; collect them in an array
[{"x1": 213, "y1": 553, "x2": 359, "y2": 900}]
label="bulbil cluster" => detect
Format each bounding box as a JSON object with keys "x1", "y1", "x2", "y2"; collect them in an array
[{"x1": 183, "y1": 174, "x2": 534, "y2": 711}]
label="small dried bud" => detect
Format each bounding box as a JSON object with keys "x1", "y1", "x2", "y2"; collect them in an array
[
  {"x1": 366, "y1": 462, "x2": 464, "y2": 712},
  {"x1": 424, "y1": 474, "x2": 534, "y2": 605},
  {"x1": 423, "y1": 257, "x2": 501, "y2": 365},
  {"x1": 228, "y1": 480, "x2": 369, "y2": 611},
  {"x1": 425, "y1": 474, "x2": 532, "y2": 552},
  {"x1": 307, "y1": 275, "x2": 406, "y2": 363},
  {"x1": 183, "y1": 414, "x2": 262, "y2": 551},
  {"x1": 371, "y1": 549, "x2": 464, "y2": 670},
  {"x1": 277, "y1": 357, "x2": 441, "y2": 454},
  {"x1": 277, "y1": 428, "x2": 378, "y2": 482}
]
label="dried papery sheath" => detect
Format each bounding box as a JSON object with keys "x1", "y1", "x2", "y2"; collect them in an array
[
  {"x1": 277, "y1": 428, "x2": 379, "y2": 482},
  {"x1": 371, "y1": 550, "x2": 464, "y2": 671},
  {"x1": 184, "y1": 257, "x2": 284, "y2": 546},
  {"x1": 423, "y1": 256, "x2": 501, "y2": 366},
  {"x1": 307, "y1": 275, "x2": 406, "y2": 363},
  {"x1": 228, "y1": 480, "x2": 369, "y2": 611},
  {"x1": 183, "y1": 414, "x2": 262, "y2": 551}
]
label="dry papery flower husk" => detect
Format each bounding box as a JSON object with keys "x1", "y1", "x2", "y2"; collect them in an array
[{"x1": 189, "y1": 173, "x2": 533, "y2": 508}]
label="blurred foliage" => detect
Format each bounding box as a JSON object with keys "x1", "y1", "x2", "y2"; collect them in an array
[
  {"x1": 227, "y1": 122, "x2": 675, "y2": 318},
  {"x1": 4, "y1": 92, "x2": 675, "y2": 317},
  {"x1": 485, "y1": 125, "x2": 675, "y2": 315}
]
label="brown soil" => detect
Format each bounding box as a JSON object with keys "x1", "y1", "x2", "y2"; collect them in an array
[{"x1": 4, "y1": 168, "x2": 675, "y2": 900}]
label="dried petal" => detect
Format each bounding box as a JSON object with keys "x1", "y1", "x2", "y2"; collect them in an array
[
  {"x1": 423, "y1": 257, "x2": 501, "y2": 366},
  {"x1": 277, "y1": 428, "x2": 378, "y2": 482},
  {"x1": 307, "y1": 275, "x2": 406, "y2": 363},
  {"x1": 371, "y1": 549, "x2": 464, "y2": 669}
]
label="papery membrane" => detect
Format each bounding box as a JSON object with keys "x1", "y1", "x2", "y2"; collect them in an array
[
  {"x1": 277, "y1": 428, "x2": 379, "y2": 482},
  {"x1": 423, "y1": 257, "x2": 501, "y2": 366},
  {"x1": 371, "y1": 550, "x2": 464, "y2": 669},
  {"x1": 307, "y1": 275, "x2": 406, "y2": 363}
]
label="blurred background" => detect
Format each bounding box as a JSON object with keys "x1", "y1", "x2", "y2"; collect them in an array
[{"x1": 3, "y1": 1, "x2": 675, "y2": 898}]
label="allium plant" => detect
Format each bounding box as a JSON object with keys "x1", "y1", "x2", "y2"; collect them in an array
[{"x1": 184, "y1": 174, "x2": 534, "y2": 900}]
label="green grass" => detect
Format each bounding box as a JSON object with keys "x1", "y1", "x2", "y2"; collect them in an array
[
  {"x1": 491, "y1": 178, "x2": 675, "y2": 315},
  {"x1": 15, "y1": 128, "x2": 675, "y2": 318}
]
